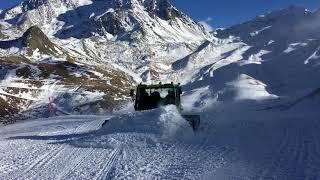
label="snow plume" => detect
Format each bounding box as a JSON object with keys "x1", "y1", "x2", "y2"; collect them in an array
[
  {"x1": 199, "y1": 17, "x2": 214, "y2": 32},
  {"x1": 102, "y1": 105, "x2": 194, "y2": 141}
]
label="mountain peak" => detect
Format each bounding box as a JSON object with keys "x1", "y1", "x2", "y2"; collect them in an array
[
  {"x1": 143, "y1": 0, "x2": 181, "y2": 20},
  {"x1": 22, "y1": 26, "x2": 65, "y2": 57},
  {"x1": 0, "y1": 0, "x2": 208, "y2": 42},
  {"x1": 216, "y1": 5, "x2": 320, "y2": 45},
  {"x1": 23, "y1": 25, "x2": 44, "y2": 37},
  {"x1": 22, "y1": 0, "x2": 49, "y2": 9}
]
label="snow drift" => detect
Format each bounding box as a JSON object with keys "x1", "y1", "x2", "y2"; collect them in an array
[{"x1": 102, "y1": 105, "x2": 194, "y2": 141}]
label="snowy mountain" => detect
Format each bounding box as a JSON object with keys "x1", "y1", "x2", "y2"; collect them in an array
[
  {"x1": 0, "y1": 0, "x2": 210, "y2": 72},
  {"x1": 0, "y1": 54, "x2": 133, "y2": 121},
  {"x1": 0, "y1": 26, "x2": 68, "y2": 59},
  {"x1": 1, "y1": 1, "x2": 320, "y2": 124},
  {"x1": 1, "y1": 2, "x2": 320, "y2": 180},
  {"x1": 0, "y1": 0, "x2": 211, "y2": 81},
  {"x1": 172, "y1": 5, "x2": 320, "y2": 112},
  {"x1": 0, "y1": 0, "x2": 209, "y2": 42},
  {"x1": 0, "y1": 0, "x2": 211, "y2": 119},
  {"x1": 220, "y1": 6, "x2": 320, "y2": 41}
]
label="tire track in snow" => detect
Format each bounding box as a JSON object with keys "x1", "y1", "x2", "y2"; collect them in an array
[
  {"x1": 259, "y1": 125, "x2": 291, "y2": 179},
  {"x1": 113, "y1": 134, "x2": 231, "y2": 180},
  {"x1": 266, "y1": 125, "x2": 303, "y2": 179},
  {"x1": 42, "y1": 118, "x2": 111, "y2": 179},
  {"x1": 4, "y1": 118, "x2": 105, "y2": 180},
  {"x1": 293, "y1": 126, "x2": 306, "y2": 178},
  {"x1": 312, "y1": 119, "x2": 320, "y2": 179},
  {"x1": 18, "y1": 145, "x2": 68, "y2": 180},
  {"x1": 164, "y1": 143, "x2": 232, "y2": 179},
  {"x1": 286, "y1": 121, "x2": 315, "y2": 179},
  {"x1": 29, "y1": 146, "x2": 97, "y2": 179},
  {"x1": 0, "y1": 142, "x2": 68, "y2": 180},
  {"x1": 0, "y1": 121, "x2": 89, "y2": 179},
  {"x1": 258, "y1": 119, "x2": 318, "y2": 179},
  {"x1": 110, "y1": 132, "x2": 233, "y2": 179},
  {"x1": 297, "y1": 120, "x2": 320, "y2": 179},
  {"x1": 10, "y1": 122, "x2": 87, "y2": 180},
  {"x1": 60, "y1": 148, "x2": 111, "y2": 179},
  {"x1": 106, "y1": 136, "x2": 178, "y2": 179},
  {"x1": 121, "y1": 143, "x2": 169, "y2": 179},
  {"x1": 50, "y1": 118, "x2": 111, "y2": 179},
  {"x1": 0, "y1": 140, "x2": 48, "y2": 177},
  {"x1": 36, "y1": 119, "x2": 106, "y2": 179},
  {"x1": 309, "y1": 119, "x2": 320, "y2": 179},
  {"x1": 55, "y1": 147, "x2": 95, "y2": 180},
  {"x1": 94, "y1": 147, "x2": 121, "y2": 180}
]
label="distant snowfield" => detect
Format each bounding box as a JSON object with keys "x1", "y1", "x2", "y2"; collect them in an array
[{"x1": 0, "y1": 102, "x2": 319, "y2": 179}]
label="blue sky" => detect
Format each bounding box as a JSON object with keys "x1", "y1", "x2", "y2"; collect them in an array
[
  {"x1": 171, "y1": 0, "x2": 319, "y2": 28},
  {"x1": 0, "y1": 0, "x2": 22, "y2": 10},
  {"x1": 0, "y1": 0, "x2": 319, "y2": 28}
]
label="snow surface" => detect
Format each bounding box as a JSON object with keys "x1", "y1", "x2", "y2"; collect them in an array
[
  {"x1": 1, "y1": 99, "x2": 320, "y2": 179},
  {"x1": 225, "y1": 74, "x2": 278, "y2": 101},
  {"x1": 250, "y1": 26, "x2": 272, "y2": 37}
]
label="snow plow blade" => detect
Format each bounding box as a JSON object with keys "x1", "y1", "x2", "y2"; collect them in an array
[{"x1": 182, "y1": 115, "x2": 200, "y2": 131}]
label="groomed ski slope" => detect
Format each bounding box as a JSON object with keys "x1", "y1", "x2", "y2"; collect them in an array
[{"x1": 0, "y1": 104, "x2": 320, "y2": 179}]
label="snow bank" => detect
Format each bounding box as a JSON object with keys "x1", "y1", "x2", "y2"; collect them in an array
[
  {"x1": 101, "y1": 105, "x2": 194, "y2": 141},
  {"x1": 227, "y1": 74, "x2": 278, "y2": 101}
]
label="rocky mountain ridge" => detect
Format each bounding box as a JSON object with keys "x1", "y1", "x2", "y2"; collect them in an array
[{"x1": 1, "y1": 2, "x2": 320, "y2": 121}]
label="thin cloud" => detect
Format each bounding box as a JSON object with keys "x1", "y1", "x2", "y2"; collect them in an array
[
  {"x1": 206, "y1": 17, "x2": 213, "y2": 21},
  {"x1": 199, "y1": 17, "x2": 214, "y2": 32}
]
